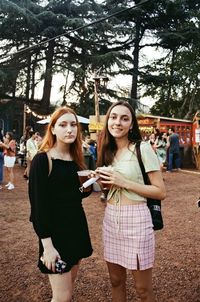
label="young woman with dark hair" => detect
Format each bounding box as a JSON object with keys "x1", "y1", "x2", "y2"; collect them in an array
[
  {"x1": 0, "y1": 131, "x2": 16, "y2": 190},
  {"x1": 96, "y1": 101, "x2": 166, "y2": 302}
]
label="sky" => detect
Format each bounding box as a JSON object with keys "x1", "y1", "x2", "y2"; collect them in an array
[
  {"x1": 34, "y1": 1, "x2": 163, "y2": 111},
  {"x1": 34, "y1": 44, "x2": 162, "y2": 111}
]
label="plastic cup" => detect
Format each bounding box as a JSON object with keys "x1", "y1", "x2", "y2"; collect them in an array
[
  {"x1": 77, "y1": 170, "x2": 98, "y2": 192},
  {"x1": 97, "y1": 166, "x2": 113, "y2": 191},
  {"x1": 77, "y1": 170, "x2": 90, "y2": 185}
]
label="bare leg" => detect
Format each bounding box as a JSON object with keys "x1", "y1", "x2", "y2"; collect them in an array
[
  {"x1": 49, "y1": 271, "x2": 73, "y2": 302},
  {"x1": 106, "y1": 261, "x2": 127, "y2": 302},
  {"x1": 9, "y1": 167, "x2": 14, "y2": 184},
  {"x1": 26, "y1": 159, "x2": 31, "y2": 178},
  {"x1": 132, "y1": 268, "x2": 155, "y2": 302},
  {"x1": 49, "y1": 262, "x2": 80, "y2": 302},
  {"x1": 4, "y1": 167, "x2": 9, "y2": 184},
  {"x1": 71, "y1": 261, "x2": 80, "y2": 289}
]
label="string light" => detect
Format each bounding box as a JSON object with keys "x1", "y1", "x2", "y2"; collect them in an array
[{"x1": 25, "y1": 105, "x2": 51, "y2": 120}]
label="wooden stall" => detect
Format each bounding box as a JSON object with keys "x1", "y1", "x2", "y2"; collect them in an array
[
  {"x1": 192, "y1": 111, "x2": 200, "y2": 169},
  {"x1": 137, "y1": 114, "x2": 193, "y2": 146},
  {"x1": 137, "y1": 114, "x2": 195, "y2": 169}
]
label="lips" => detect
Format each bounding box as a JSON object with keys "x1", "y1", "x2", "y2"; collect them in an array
[{"x1": 112, "y1": 128, "x2": 122, "y2": 131}]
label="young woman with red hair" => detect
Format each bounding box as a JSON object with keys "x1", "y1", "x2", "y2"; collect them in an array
[{"x1": 28, "y1": 106, "x2": 93, "y2": 302}]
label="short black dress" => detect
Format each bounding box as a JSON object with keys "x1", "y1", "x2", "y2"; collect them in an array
[{"x1": 28, "y1": 152, "x2": 93, "y2": 274}]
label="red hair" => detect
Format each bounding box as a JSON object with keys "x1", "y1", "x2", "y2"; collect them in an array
[{"x1": 39, "y1": 106, "x2": 85, "y2": 170}]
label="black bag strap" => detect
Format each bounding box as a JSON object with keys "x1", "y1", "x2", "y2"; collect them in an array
[{"x1": 135, "y1": 141, "x2": 149, "y2": 185}]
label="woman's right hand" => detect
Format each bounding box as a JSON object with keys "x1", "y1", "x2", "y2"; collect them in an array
[{"x1": 41, "y1": 238, "x2": 61, "y2": 272}]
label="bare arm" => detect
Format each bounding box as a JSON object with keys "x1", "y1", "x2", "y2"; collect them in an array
[
  {"x1": 0, "y1": 141, "x2": 9, "y2": 149},
  {"x1": 97, "y1": 168, "x2": 166, "y2": 201}
]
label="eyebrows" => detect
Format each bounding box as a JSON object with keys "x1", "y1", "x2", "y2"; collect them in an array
[
  {"x1": 109, "y1": 112, "x2": 131, "y2": 119},
  {"x1": 56, "y1": 119, "x2": 77, "y2": 126}
]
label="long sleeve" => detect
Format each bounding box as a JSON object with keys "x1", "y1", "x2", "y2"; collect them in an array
[{"x1": 28, "y1": 152, "x2": 51, "y2": 239}]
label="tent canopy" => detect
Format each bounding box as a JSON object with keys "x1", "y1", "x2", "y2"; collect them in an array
[{"x1": 37, "y1": 115, "x2": 89, "y2": 124}]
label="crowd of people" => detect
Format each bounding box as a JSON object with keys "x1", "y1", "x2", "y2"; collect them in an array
[
  {"x1": 145, "y1": 127, "x2": 181, "y2": 173},
  {"x1": 0, "y1": 127, "x2": 43, "y2": 189},
  {"x1": 0, "y1": 102, "x2": 185, "y2": 302}
]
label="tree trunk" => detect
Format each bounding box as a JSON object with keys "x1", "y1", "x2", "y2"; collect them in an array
[
  {"x1": 130, "y1": 18, "x2": 141, "y2": 110},
  {"x1": 25, "y1": 39, "x2": 31, "y2": 101},
  {"x1": 184, "y1": 79, "x2": 198, "y2": 119},
  {"x1": 30, "y1": 53, "x2": 38, "y2": 101},
  {"x1": 166, "y1": 48, "x2": 176, "y2": 103},
  {"x1": 41, "y1": 40, "x2": 55, "y2": 112},
  {"x1": 61, "y1": 70, "x2": 70, "y2": 106},
  {"x1": 178, "y1": 81, "x2": 191, "y2": 118}
]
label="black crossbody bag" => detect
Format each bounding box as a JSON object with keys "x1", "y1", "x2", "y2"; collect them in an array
[{"x1": 135, "y1": 141, "x2": 164, "y2": 231}]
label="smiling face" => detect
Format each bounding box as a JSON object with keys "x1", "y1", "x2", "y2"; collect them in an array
[
  {"x1": 52, "y1": 113, "x2": 78, "y2": 145},
  {"x1": 107, "y1": 105, "x2": 133, "y2": 140}
]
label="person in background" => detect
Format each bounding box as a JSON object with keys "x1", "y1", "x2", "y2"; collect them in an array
[
  {"x1": 28, "y1": 106, "x2": 93, "y2": 302},
  {"x1": 164, "y1": 132, "x2": 170, "y2": 169},
  {"x1": 154, "y1": 132, "x2": 167, "y2": 171},
  {"x1": 26, "y1": 131, "x2": 39, "y2": 179},
  {"x1": 20, "y1": 125, "x2": 33, "y2": 177},
  {"x1": 153, "y1": 128, "x2": 160, "y2": 140},
  {"x1": 167, "y1": 127, "x2": 181, "y2": 172},
  {"x1": 148, "y1": 133, "x2": 156, "y2": 151},
  {"x1": 95, "y1": 101, "x2": 166, "y2": 302},
  {"x1": 0, "y1": 132, "x2": 16, "y2": 190},
  {"x1": 82, "y1": 135, "x2": 90, "y2": 151},
  {"x1": 82, "y1": 136, "x2": 95, "y2": 170},
  {"x1": 35, "y1": 132, "x2": 43, "y2": 148},
  {"x1": 88, "y1": 139, "x2": 97, "y2": 163},
  {"x1": 0, "y1": 128, "x2": 4, "y2": 189}
]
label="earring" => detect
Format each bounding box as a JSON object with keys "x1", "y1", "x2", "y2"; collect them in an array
[{"x1": 129, "y1": 128, "x2": 133, "y2": 133}]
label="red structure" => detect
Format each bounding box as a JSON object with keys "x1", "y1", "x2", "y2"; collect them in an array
[
  {"x1": 192, "y1": 111, "x2": 200, "y2": 169},
  {"x1": 137, "y1": 113, "x2": 200, "y2": 169},
  {"x1": 137, "y1": 114, "x2": 192, "y2": 145}
]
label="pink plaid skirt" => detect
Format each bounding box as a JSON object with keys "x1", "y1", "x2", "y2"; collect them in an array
[{"x1": 103, "y1": 203, "x2": 155, "y2": 270}]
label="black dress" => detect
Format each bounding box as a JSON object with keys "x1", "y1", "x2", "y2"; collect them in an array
[{"x1": 28, "y1": 152, "x2": 93, "y2": 274}]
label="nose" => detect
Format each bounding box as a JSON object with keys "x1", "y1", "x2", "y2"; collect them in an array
[
  {"x1": 114, "y1": 117, "x2": 121, "y2": 125},
  {"x1": 66, "y1": 126, "x2": 72, "y2": 133}
]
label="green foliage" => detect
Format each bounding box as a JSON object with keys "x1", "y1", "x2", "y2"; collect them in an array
[{"x1": 0, "y1": 0, "x2": 199, "y2": 119}]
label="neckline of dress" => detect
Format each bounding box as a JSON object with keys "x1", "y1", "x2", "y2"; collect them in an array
[{"x1": 51, "y1": 157, "x2": 73, "y2": 162}]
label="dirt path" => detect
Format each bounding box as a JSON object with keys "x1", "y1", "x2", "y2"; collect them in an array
[{"x1": 0, "y1": 165, "x2": 200, "y2": 302}]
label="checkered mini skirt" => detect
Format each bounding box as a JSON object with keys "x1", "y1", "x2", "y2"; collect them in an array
[{"x1": 103, "y1": 203, "x2": 155, "y2": 270}]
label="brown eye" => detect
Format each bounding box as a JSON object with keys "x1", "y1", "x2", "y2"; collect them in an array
[
  {"x1": 59, "y1": 123, "x2": 66, "y2": 127},
  {"x1": 71, "y1": 122, "x2": 77, "y2": 127}
]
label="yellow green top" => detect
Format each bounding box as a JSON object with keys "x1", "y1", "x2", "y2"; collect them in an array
[{"x1": 107, "y1": 141, "x2": 160, "y2": 202}]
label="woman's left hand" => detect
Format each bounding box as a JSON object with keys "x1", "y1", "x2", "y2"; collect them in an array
[{"x1": 96, "y1": 167, "x2": 125, "y2": 188}]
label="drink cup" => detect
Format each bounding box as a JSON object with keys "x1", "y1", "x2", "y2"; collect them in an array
[
  {"x1": 77, "y1": 170, "x2": 99, "y2": 192},
  {"x1": 97, "y1": 166, "x2": 113, "y2": 191},
  {"x1": 77, "y1": 170, "x2": 90, "y2": 185}
]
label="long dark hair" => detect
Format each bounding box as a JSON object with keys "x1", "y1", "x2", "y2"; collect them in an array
[{"x1": 97, "y1": 101, "x2": 142, "y2": 167}]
